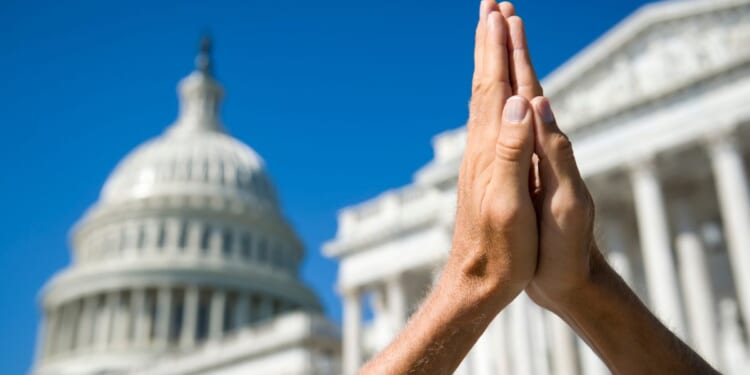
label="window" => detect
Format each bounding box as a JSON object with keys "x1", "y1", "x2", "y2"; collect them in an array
[
  {"x1": 200, "y1": 226, "x2": 212, "y2": 255},
  {"x1": 222, "y1": 229, "x2": 233, "y2": 257},
  {"x1": 272, "y1": 245, "x2": 283, "y2": 268},
  {"x1": 156, "y1": 222, "x2": 166, "y2": 249},
  {"x1": 217, "y1": 160, "x2": 225, "y2": 185},
  {"x1": 258, "y1": 238, "x2": 268, "y2": 263},
  {"x1": 118, "y1": 227, "x2": 128, "y2": 253},
  {"x1": 241, "y1": 233, "x2": 252, "y2": 260},
  {"x1": 178, "y1": 221, "x2": 189, "y2": 250},
  {"x1": 136, "y1": 224, "x2": 146, "y2": 250}
]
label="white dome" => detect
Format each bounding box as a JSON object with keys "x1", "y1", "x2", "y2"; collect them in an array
[
  {"x1": 100, "y1": 50, "x2": 279, "y2": 208},
  {"x1": 101, "y1": 130, "x2": 278, "y2": 207}
]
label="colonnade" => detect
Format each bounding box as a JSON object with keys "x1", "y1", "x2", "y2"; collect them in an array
[
  {"x1": 41, "y1": 286, "x2": 289, "y2": 360},
  {"x1": 340, "y1": 128, "x2": 750, "y2": 374},
  {"x1": 76, "y1": 217, "x2": 298, "y2": 275}
]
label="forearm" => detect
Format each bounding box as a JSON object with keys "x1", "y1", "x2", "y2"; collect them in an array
[
  {"x1": 359, "y1": 264, "x2": 514, "y2": 375},
  {"x1": 556, "y1": 251, "x2": 718, "y2": 375}
]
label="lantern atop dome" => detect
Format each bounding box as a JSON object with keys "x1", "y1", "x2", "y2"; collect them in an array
[{"x1": 170, "y1": 35, "x2": 225, "y2": 135}]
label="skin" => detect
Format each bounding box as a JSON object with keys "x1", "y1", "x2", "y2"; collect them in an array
[{"x1": 359, "y1": 1, "x2": 719, "y2": 374}]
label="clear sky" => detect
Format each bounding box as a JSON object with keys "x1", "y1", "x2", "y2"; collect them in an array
[{"x1": 1, "y1": 0, "x2": 653, "y2": 372}]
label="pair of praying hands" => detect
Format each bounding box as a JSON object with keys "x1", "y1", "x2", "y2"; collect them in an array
[{"x1": 359, "y1": 2, "x2": 719, "y2": 375}]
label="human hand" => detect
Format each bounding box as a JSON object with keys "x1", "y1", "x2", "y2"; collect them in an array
[
  {"x1": 523, "y1": 96, "x2": 601, "y2": 312},
  {"x1": 443, "y1": 0, "x2": 537, "y2": 311},
  {"x1": 484, "y1": 1, "x2": 600, "y2": 313}
]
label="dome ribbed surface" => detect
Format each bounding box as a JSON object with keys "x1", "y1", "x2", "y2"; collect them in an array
[{"x1": 101, "y1": 130, "x2": 278, "y2": 207}]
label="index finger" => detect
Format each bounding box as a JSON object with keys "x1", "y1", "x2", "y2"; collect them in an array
[{"x1": 507, "y1": 15, "x2": 543, "y2": 99}]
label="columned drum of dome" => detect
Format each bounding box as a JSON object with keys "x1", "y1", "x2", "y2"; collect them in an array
[{"x1": 32, "y1": 38, "x2": 335, "y2": 375}]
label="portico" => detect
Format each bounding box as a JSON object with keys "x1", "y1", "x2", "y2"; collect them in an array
[{"x1": 326, "y1": 1, "x2": 750, "y2": 374}]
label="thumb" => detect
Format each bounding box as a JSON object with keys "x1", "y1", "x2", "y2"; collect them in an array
[
  {"x1": 491, "y1": 96, "x2": 534, "y2": 196},
  {"x1": 530, "y1": 96, "x2": 584, "y2": 194}
]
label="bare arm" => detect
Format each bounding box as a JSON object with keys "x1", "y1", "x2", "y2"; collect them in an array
[
  {"x1": 486, "y1": 2, "x2": 719, "y2": 372},
  {"x1": 552, "y1": 251, "x2": 719, "y2": 375},
  {"x1": 360, "y1": 1, "x2": 539, "y2": 373},
  {"x1": 523, "y1": 83, "x2": 718, "y2": 375}
]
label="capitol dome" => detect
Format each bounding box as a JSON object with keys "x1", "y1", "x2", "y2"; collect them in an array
[
  {"x1": 100, "y1": 127, "x2": 277, "y2": 207},
  {"x1": 33, "y1": 38, "x2": 327, "y2": 375}
]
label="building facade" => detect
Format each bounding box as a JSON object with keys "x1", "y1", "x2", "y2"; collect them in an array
[
  {"x1": 33, "y1": 39, "x2": 340, "y2": 375},
  {"x1": 325, "y1": 0, "x2": 750, "y2": 374}
]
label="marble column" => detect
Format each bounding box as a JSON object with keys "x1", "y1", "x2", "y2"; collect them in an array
[
  {"x1": 343, "y1": 289, "x2": 363, "y2": 375},
  {"x1": 548, "y1": 313, "x2": 578, "y2": 375},
  {"x1": 60, "y1": 302, "x2": 79, "y2": 352},
  {"x1": 529, "y1": 305, "x2": 551, "y2": 375},
  {"x1": 508, "y1": 296, "x2": 533, "y2": 375},
  {"x1": 180, "y1": 286, "x2": 199, "y2": 349},
  {"x1": 155, "y1": 287, "x2": 173, "y2": 348},
  {"x1": 111, "y1": 294, "x2": 130, "y2": 349},
  {"x1": 233, "y1": 292, "x2": 251, "y2": 330},
  {"x1": 489, "y1": 313, "x2": 511, "y2": 375},
  {"x1": 578, "y1": 337, "x2": 608, "y2": 375},
  {"x1": 144, "y1": 219, "x2": 159, "y2": 256},
  {"x1": 708, "y1": 133, "x2": 750, "y2": 339},
  {"x1": 166, "y1": 218, "x2": 181, "y2": 256},
  {"x1": 719, "y1": 299, "x2": 746, "y2": 375},
  {"x1": 131, "y1": 289, "x2": 150, "y2": 348},
  {"x1": 472, "y1": 327, "x2": 495, "y2": 375},
  {"x1": 210, "y1": 229, "x2": 223, "y2": 260},
  {"x1": 231, "y1": 230, "x2": 243, "y2": 262},
  {"x1": 187, "y1": 221, "x2": 202, "y2": 258},
  {"x1": 96, "y1": 292, "x2": 118, "y2": 350},
  {"x1": 76, "y1": 296, "x2": 97, "y2": 350},
  {"x1": 386, "y1": 274, "x2": 407, "y2": 333},
  {"x1": 369, "y1": 286, "x2": 391, "y2": 351},
  {"x1": 258, "y1": 296, "x2": 273, "y2": 322},
  {"x1": 209, "y1": 290, "x2": 226, "y2": 341},
  {"x1": 602, "y1": 217, "x2": 634, "y2": 285},
  {"x1": 57, "y1": 305, "x2": 75, "y2": 354},
  {"x1": 630, "y1": 161, "x2": 686, "y2": 337},
  {"x1": 673, "y1": 199, "x2": 720, "y2": 366},
  {"x1": 42, "y1": 308, "x2": 59, "y2": 357}
]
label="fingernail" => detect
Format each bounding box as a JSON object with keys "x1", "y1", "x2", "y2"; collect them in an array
[
  {"x1": 504, "y1": 96, "x2": 528, "y2": 123},
  {"x1": 538, "y1": 98, "x2": 555, "y2": 123}
]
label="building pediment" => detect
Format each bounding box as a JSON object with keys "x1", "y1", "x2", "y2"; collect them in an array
[{"x1": 544, "y1": 0, "x2": 750, "y2": 132}]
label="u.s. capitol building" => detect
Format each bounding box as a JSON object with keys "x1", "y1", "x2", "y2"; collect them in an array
[
  {"x1": 32, "y1": 39, "x2": 340, "y2": 375},
  {"x1": 325, "y1": 0, "x2": 750, "y2": 374}
]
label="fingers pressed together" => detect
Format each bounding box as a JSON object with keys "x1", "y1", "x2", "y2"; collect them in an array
[{"x1": 468, "y1": 0, "x2": 562, "y2": 203}]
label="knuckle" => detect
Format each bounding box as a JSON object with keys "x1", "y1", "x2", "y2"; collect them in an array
[
  {"x1": 550, "y1": 187, "x2": 593, "y2": 221},
  {"x1": 550, "y1": 196, "x2": 579, "y2": 220},
  {"x1": 474, "y1": 79, "x2": 501, "y2": 96},
  {"x1": 484, "y1": 201, "x2": 522, "y2": 226},
  {"x1": 550, "y1": 133, "x2": 574, "y2": 158},
  {"x1": 495, "y1": 135, "x2": 527, "y2": 162}
]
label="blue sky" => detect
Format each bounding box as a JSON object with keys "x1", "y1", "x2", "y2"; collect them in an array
[{"x1": 0, "y1": 0, "x2": 653, "y2": 372}]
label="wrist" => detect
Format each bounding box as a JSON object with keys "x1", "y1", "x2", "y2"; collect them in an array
[
  {"x1": 552, "y1": 250, "x2": 614, "y2": 317},
  {"x1": 439, "y1": 258, "x2": 521, "y2": 316}
]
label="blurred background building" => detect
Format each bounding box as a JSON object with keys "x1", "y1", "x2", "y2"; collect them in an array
[
  {"x1": 325, "y1": 0, "x2": 750, "y2": 374},
  {"x1": 32, "y1": 39, "x2": 340, "y2": 375}
]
